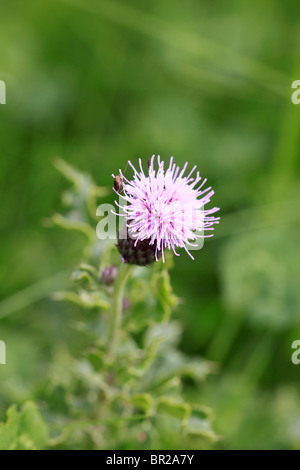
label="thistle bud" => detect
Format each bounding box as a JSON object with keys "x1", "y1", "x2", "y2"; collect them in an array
[
  {"x1": 101, "y1": 265, "x2": 118, "y2": 285},
  {"x1": 117, "y1": 225, "x2": 161, "y2": 266}
]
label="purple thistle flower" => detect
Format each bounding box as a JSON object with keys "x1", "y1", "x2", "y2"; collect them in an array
[{"x1": 113, "y1": 155, "x2": 220, "y2": 264}]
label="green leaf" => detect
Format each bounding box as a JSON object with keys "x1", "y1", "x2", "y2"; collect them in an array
[
  {"x1": 145, "y1": 321, "x2": 182, "y2": 350},
  {"x1": 51, "y1": 290, "x2": 110, "y2": 310},
  {"x1": 151, "y1": 268, "x2": 178, "y2": 321},
  {"x1": 184, "y1": 406, "x2": 217, "y2": 441},
  {"x1": 85, "y1": 347, "x2": 106, "y2": 371},
  {"x1": 72, "y1": 264, "x2": 99, "y2": 287},
  {"x1": 157, "y1": 398, "x2": 190, "y2": 423},
  {"x1": 53, "y1": 158, "x2": 108, "y2": 220},
  {"x1": 127, "y1": 394, "x2": 153, "y2": 416},
  {"x1": 51, "y1": 213, "x2": 95, "y2": 242},
  {"x1": 139, "y1": 348, "x2": 214, "y2": 392},
  {"x1": 0, "y1": 402, "x2": 49, "y2": 450}
]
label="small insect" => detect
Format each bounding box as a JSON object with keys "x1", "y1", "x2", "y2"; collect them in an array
[
  {"x1": 113, "y1": 173, "x2": 125, "y2": 193},
  {"x1": 113, "y1": 163, "x2": 128, "y2": 194}
]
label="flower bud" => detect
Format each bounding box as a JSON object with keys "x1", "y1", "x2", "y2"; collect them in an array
[{"x1": 101, "y1": 265, "x2": 118, "y2": 285}]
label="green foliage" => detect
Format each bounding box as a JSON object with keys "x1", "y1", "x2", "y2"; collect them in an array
[
  {"x1": 41, "y1": 162, "x2": 216, "y2": 449},
  {"x1": 0, "y1": 402, "x2": 48, "y2": 450},
  {"x1": 1, "y1": 0, "x2": 300, "y2": 450}
]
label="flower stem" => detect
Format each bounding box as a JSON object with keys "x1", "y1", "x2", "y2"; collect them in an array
[{"x1": 107, "y1": 263, "x2": 132, "y2": 360}]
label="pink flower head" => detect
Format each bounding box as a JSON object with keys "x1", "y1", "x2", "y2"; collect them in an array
[{"x1": 114, "y1": 155, "x2": 220, "y2": 263}]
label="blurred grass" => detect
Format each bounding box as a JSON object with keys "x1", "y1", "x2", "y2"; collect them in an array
[{"x1": 0, "y1": 0, "x2": 300, "y2": 449}]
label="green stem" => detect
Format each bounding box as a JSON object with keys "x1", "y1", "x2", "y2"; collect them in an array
[{"x1": 107, "y1": 263, "x2": 132, "y2": 359}]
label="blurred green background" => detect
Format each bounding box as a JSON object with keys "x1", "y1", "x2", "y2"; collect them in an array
[{"x1": 1, "y1": 0, "x2": 300, "y2": 449}]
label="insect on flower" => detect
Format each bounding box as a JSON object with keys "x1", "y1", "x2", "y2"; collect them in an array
[
  {"x1": 112, "y1": 163, "x2": 128, "y2": 194},
  {"x1": 113, "y1": 174, "x2": 125, "y2": 194},
  {"x1": 113, "y1": 155, "x2": 220, "y2": 265}
]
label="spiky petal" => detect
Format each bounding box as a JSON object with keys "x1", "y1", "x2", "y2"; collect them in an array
[{"x1": 114, "y1": 155, "x2": 220, "y2": 263}]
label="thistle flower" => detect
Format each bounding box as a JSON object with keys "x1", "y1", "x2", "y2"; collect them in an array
[{"x1": 113, "y1": 155, "x2": 220, "y2": 265}]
